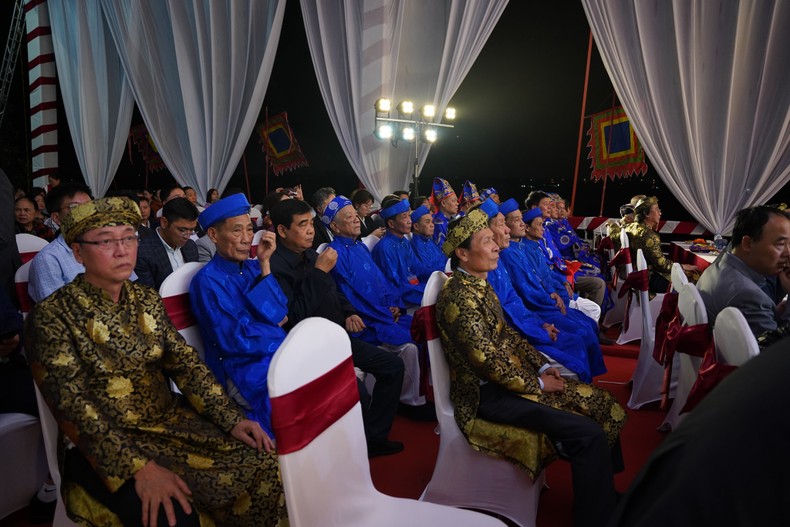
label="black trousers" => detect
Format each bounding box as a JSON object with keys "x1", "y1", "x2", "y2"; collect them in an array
[
  {"x1": 477, "y1": 382, "x2": 621, "y2": 527},
  {"x1": 351, "y1": 337, "x2": 404, "y2": 443},
  {"x1": 64, "y1": 448, "x2": 199, "y2": 527}
]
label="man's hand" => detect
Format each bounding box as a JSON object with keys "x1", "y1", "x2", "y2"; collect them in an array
[
  {"x1": 550, "y1": 292, "x2": 567, "y2": 315},
  {"x1": 231, "y1": 419, "x2": 275, "y2": 453},
  {"x1": 0, "y1": 334, "x2": 19, "y2": 358},
  {"x1": 540, "y1": 369, "x2": 566, "y2": 393},
  {"x1": 542, "y1": 323, "x2": 559, "y2": 342},
  {"x1": 278, "y1": 315, "x2": 288, "y2": 327},
  {"x1": 256, "y1": 230, "x2": 277, "y2": 262},
  {"x1": 563, "y1": 281, "x2": 574, "y2": 299},
  {"x1": 133, "y1": 460, "x2": 193, "y2": 527},
  {"x1": 372, "y1": 226, "x2": 386, "y2": 239},
  {"x1": 388, "y1": 306, "x2": 401, "y2": 323},
  {"x1": 315, "y1": 247, "x2": 338, "y2": 273},
  {"x1": 345, "y1": 314, "x2": 366, "y2": 333},
  {"x1": 681, "y1": 263, "x2": 699, "y2": 273}
]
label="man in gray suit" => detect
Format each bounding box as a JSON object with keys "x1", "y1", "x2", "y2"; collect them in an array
[
  {"x1": 696, "y1": 205, "x2": 790, "y2": 337},
  {"x1": 134, "y1": 197, "x2": 200, "y2": 290}
]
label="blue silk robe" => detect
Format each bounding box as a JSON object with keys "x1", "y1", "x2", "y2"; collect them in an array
[
  {"x1": 329, "y1": 235, "x2": 413, "y2": 346},
  {"x1": 432, "y1": 211, "x2": 452, "y2": 246},
  {"x1": 372, "y1": 231, "x2": 427, "y2": 306},
  {"x1": 189, "y1": 256, "x2": 288, "y2": 436},
  {"x1": 488, "y1": 263, "x2": 598, "y2": 382},
  {"x1": 546, "y1": 218, "x2": 602, "y2": 274},
  {"x1": 501, "y1": 240, "x2": 606, "y2": 378},
  {"x1": 410, "y1": 233, "x2": 448, "y2": 275}
]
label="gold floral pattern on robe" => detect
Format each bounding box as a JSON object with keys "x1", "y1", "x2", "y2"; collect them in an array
[
  {"x1": 624, "y1": 221, "x2": 673, "y2": 282},
  {"x1": 436, "y1": 272, "x2": 626, "y2": 478},
  {"x1": 26, "y1": 277, "x2": 288, "y2": 526}
]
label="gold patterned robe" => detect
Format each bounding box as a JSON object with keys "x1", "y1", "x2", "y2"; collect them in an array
[
  {"x1": 25, "y1": 276, "x2": 287, "y2": 527},
  {"x1": 436, "y1": 271, "x2": 626, "y2": 478},
  {"x1": 624, "y1": 221, "x2": 672, "y2": 283}
]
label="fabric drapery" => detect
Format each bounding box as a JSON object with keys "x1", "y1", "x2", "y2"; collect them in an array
[
  {"x1": 99, "y1": 0, "x2": 286, "y2": 199},
  {"x1": 581, "y1": 0, "x2": 790, "y2": 235},
  {"x1": 300, "y1": 0, "x2": 508, "y2": 200},
  {"x1": 48, "y1": 0, "x2": 134, "y2": 197}
]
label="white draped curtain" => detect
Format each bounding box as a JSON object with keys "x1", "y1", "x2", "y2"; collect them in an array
[
  {"x1": 99, "y1": 0, "x2": 286, "y2": 201},
  {"x1": 301, "y1": 0, "x2": 508, "y2": 200},
  {"x1": 48, "y1": 0, "x2": 134, "y2": 198},
  {"x1": 582, "y1": 0, "x2": 790, "y2": 235}
]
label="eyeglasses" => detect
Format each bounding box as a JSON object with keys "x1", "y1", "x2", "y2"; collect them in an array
[
  {"x1": 60, "y1": 202, "x2": 82, "y2": 213},
  {"x1": 78, "y1": 235, "x2": 139, "y2": 251}
]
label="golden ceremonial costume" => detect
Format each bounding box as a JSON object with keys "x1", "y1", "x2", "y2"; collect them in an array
[
  {"x1": 436, "y1": 271, "x2": 626, "y2": 477},
  {"x1": 624, "y1": 221, "x2": 672, "y2": 283},
  {"x1": 26, "y1": 276, "x2": 287, "y2": 526}
]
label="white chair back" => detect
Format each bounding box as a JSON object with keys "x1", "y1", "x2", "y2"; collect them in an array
[
  {"x1": 670, "y1": 262, "x2": 688, "y2": 293},
  {"x1": 268, "y1": 317, "x2": 504, "y2": 527},
  {"x1": 419, "y1": 271, "x2": 544, "y2": 527},
  {"x1": 714, "y1": 307, "x2": 759, "y2": 366},
  {"x1": 678, "y1": 282, "x2": 707, "y2": 326},
  {"x1": 159, "y1": 262, "x2": 205, "y2": 356},
  {"x1": 619, "y1": 228, "x2": 633, "y2": 275},
  {"x1": 249, "y1": 230, "x2": 265, "y2": 258},
  {"x1": 16, "y1": 233, "x2": 48, "y2": 264},
  {"x1": 362, "y1": 234, "x2": 380, "y2": 252},
  {"x1": 14, "y1": 261, "x2": 34, "y2": 316}
]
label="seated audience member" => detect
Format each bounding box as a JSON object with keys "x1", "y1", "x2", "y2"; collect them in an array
[
  {"x1": 205, "y1": 188, "x2": 220, "y2": 205},
  {"x1": 154, "y1": 182, "x2": 187, "y2": 221},
  {"x1": 430, "y1": 178, "x2": 459, "y2": 246},
  {"x1": 190, "y1": 194, "x2": 287, "y2": 437},
  {"x1": 195, "y1": 188, "x2": 246, "y2": 263},
  {"x1": 28, "y1": 183, "x2": 93, "y2": 303},
  {"x1": 260, "y1": 191, "x2": 290, "y2": 231},
  {"x1": 136, "y1": 194, "x2": 155, "y2": 238},
  {"x1": 26, "y1": 197, "x2": 286, "y2": 526},
  {"x1": 483, "y1": 200, "x2": 604, "y2": 382},
  {"x1": 269, "y1": 199, "x2": 405, "y2": 456},
  {"x1": 526, "y1": 191, "x2": 606, "y2": 309},
  {"x1": 436, "y1": 209, "x2": 625, "y2": 527},
  {"x1": 324, "y1": 195, "x2": 430, "y2": 415},
  {"x1": 480, "y1": 186, "x2": 500, "y2": 204},
  {"x1": 550, "y1": 195, "x2": 601, "y2": 269},
  {"x1": 697, "y1": 205, "x2": 790, "y2": 340},
  {"x1": 134, "y1": 197, "x2": 200, "y2": 290},
  {"x1": 392, "y1": 190, "x2": 410, "y2": 201},
  {"x1": 310, "y1": 186, "x2": 336, "y2": 250},
  {"x1": 501, "y1": 204, "x2": 607, "y2": 361},
  {"x1": 410, "y1": 205, "x2": 448, "y2": 274},
  {"x1": 30, "y1": 187, "x2": 48, "y2": 222},
  {"x1": 14, "y1": 196, "x2": 54, "y2": 241},
  {"x1": 624, "y1": 196, "x2": 698, "y2": 293},
  {"x1": 610, "y1": 336, "x2": 790, "y2": 527},
  {"x1": 372, "y1": 197, "x2": 428, "y2": 306},
  {"x1": 183, "y1": 186, "x2": 204, "y2": 212},
  {"x1": 351, "y1": 188, "x2": 385, "y2": 239},
  {"x1": 458, "y1": 180, "x2": 481, "y2": 214}
]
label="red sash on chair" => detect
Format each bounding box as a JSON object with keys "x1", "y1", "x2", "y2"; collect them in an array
[
  {"x1": 616, "y1": 269, "x2": 648, "y2": 334},
  {"x1": 608, "y1": 247, "x2": 632, "y2": 288},
  {"x1": 681, "y1": 347, "x2": 737, "y2": 414},
  {"x1": 652, "y1": 292, "x2": 679, "y2": 366},
  {"x1": 410, "y1": 305, "x2": 438, "y2": 344},
  {"x1": 656, "y1": 318, "x2": 712, "y2": 409},
  {"x1": 162, "y1": 293, "x2": 197, "y2": 330}
]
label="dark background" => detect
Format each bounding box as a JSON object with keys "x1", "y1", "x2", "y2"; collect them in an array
[{"x1": 2, "y1": 1, "x2": 788, "y2": 219}]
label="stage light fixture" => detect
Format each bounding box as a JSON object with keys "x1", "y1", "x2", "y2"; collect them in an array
[
  {"x1": 402, "y1": 126, "x2": 416, "y2": 142},
  {"x1": 421, "y1": 104, "x2": 436, "y2": 119},
  {"x1": 375, "y1": 98, "x2": 392, "y2": 113},
  {"x1": 375, "y1": 123, "x2": 394, "y2": 140},
  {"x1": 444, "y1": 107, "x2": 456, "y2": 120},
  {"x1": 398, "y1": 100, "x2": 414, "y2": 115},
  {"x1": 424, "y1": 128, "x2": 438, "y2": 143}
]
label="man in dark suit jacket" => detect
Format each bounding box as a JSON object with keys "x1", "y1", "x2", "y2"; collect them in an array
[{"x1": 135, "y1": 197, "x2": 200, "y2": 290}]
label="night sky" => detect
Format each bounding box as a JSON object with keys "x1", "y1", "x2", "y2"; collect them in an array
[{"x1": 1, "y1": 1, "x2": 788, "y2": 220}]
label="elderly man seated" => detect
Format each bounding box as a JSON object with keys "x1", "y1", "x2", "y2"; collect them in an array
[
  {"x1": 410, "y1": 204, "x2": 448, "y2": 274},
  {"x1": 436, "y1": 209, "x2": 626, "y2": 527},
  {"x1": 697, "y1": 205, "x2": 790, "y2": 345},
  {"x1": 26, "y1": 197, "x2": 286, "y2": 527}
]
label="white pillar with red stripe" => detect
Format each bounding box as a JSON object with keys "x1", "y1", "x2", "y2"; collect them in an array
[{"x1": 25, "y1": 0, "x2": 57, "y2": 185}]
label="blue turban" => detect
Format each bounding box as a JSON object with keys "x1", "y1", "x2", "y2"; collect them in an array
[
  {"x1": 481, "y1": 187, "x2": 498, "y2": 200},
  {"x1": 410, "y1": 205, "x2": 431, "y2": 223},
  {"x1": 479, "y1": 198, "x2": 499, "y2": 219},
  {"x1": 199, "y1": 193, "x2": 250, "y2": 230},
  {"x1": 522, "y1": 207, "x2": 543, "y2": 224},
  {"x1": 321, "y1": 195, "x2": 352, "y2": 227},
  {"x1": 499, "y1": 198, "x2": 519, "y2": 217},
  {"x1": 380, "y1": 198, "x2": 410, "y2": 220}
]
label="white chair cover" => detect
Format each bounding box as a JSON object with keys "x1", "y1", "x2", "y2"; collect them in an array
[
  {"x1": 15, "y1": 233, "x2": 48, "y2": 264},
  {"x1": 33, "y1": 386, "x2": 79, "y2": 526},
  {"x1": 420, "y1": 271, "x2": 544, "y2": 527},
  {"x1": 159, "y1": 262, "x2": 206, "y2": 358},
  {"x1": 14, "y1": 261, "x2": 34, "y2": 317},
  {"x1": 361, "y1": 234, "x2": 380, "y2": 252},
  {"x1": 670, "y1": 262, "x2": 688, "y2": 293},
  {"x1": 659, "y1": 282, "x2": 707, "y2": 431},
  {"x1": 615, "y1": 229, "x2": 645, "y2": 344},
  {"x1": 714, "y1": 307, "x2": 760, "y2": 366},
  {"x1": 0, "y1": 413, "x2": 47, "y2": 520},
  {"x1": 627, "y1": 249, "x2": 674, "y2": 410},
  {"x1": 268, "y1": 317, "x2": 504, "y2": 527}
]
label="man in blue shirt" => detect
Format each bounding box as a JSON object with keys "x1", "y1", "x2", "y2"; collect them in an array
[
  {"x1": 430, "y1": 178, "x2": 458, "y2": 246},
  {"x1": 410, "y1": 204, "x2": 447, "y2": 274}
]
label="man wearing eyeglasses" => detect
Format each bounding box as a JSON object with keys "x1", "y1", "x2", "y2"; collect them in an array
[{"x1": 134, "y1": 197, "x2": 200, "y2": 290}]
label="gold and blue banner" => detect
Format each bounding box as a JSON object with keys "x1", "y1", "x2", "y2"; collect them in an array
[
  {"x1": 258, "y1": 112, "x2": 309, "y2": 176},
  {"x1": 586, "y1": 106, "x2": 647, "y2": 181}
]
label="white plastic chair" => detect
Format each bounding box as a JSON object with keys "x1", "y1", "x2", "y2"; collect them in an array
[
  {"x1": 627, "y1": 250, "x2": 673, "y2": 409},
  {"x1": 0, "y1": 412, "x2": 47, "y2": 520},
  {"x1": 16, "y1": 233, "x2": 48, "y2": 264},
  {"x1": 33, "y1": 386, "x2": 80, "y2": 526},
  {"x1": 670, "y1": 262, "x2": 688, "y2": 293},
  {"x1": 615, "y1": 229, "x2": 642, "y2": 344},
  {"x1": 659, "y1": 282, "x2": 707, "y2": 431},
  {"x1": 268, "y1": 317, "x2": 504, "y2": 527},
  {"x1": 14, "y1": 260, "x2": 34, "y2": 316},
  {"x1": 250, "y1": 229, "x2": 265, "y2": 258},
  {"x1": 420, "y1": 271, "x2": 545, "y2": 526},
  {"x1": 714, "y1": 307, "x2": 759, "y2": 366},
  {"x1": 361, "y1": 234, "x2": 380, "y2": 252},
  {"x1": 160, "y1": 262, "x2": 206, "y2": 358}
]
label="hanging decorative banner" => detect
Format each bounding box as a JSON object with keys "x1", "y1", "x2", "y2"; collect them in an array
[
  {"x1": 258, "y1": 112, "x2": 309, "y2": 176},
  {"x1": 129, "y1": 123, "x2": 166, "y2": 173},
  {"x1": 586, "y1": 106, "x2": 647, "y2": 181}
]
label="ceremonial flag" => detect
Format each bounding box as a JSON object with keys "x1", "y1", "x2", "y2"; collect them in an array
[
  {"x1": 129, "y1": 123, "x2": 166, "y2": 173},
  {"x1": 586, "y1": 106, "x2": 647, "y2": 181},
  {"x1": 258, "y1": 112, "x2": 309, "y2": 176}
]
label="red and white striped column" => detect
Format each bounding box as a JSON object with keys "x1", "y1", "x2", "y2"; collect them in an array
[{"x1": 24, "y1": 0, "x2": 57, "y2": 188}]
